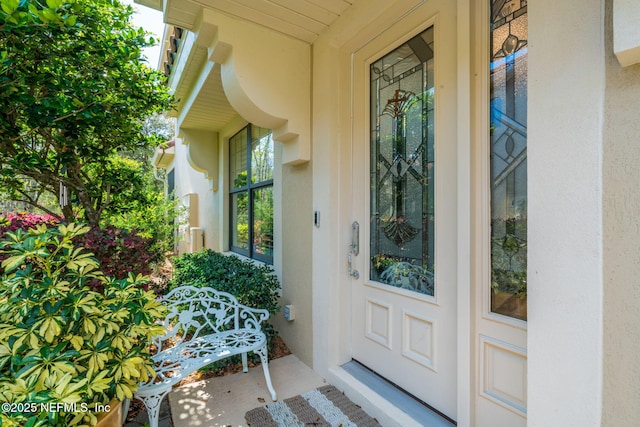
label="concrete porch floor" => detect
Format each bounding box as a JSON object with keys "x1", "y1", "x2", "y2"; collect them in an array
[{"x1": 167, "y1": 354, "x2": 327, "y2": 426}]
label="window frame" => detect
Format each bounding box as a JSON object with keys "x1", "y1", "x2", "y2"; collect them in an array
[{"x1": 228, "y1": 124, "x2": 274, "y2": 264}]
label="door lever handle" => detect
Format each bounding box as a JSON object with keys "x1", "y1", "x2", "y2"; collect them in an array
[
  {"x1": 351, "y1": 221, "x2": 360, "y2": 256},
  {"x1": 348, "y1": 221, "x2": 360, "y2": 279}
]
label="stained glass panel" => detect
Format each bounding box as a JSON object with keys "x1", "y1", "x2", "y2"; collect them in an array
[
  {"x1": 370, "y1": 27, "x2": 435, "y2": 296},
  {"x1": 490, "y1": 0, "x2": 528, "y2": 320}
]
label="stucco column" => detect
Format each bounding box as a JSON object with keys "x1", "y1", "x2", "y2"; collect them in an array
[
  {"x1": 602, "y1": 0, "x2": 640, "y2": 425},
  {"x1": 528, "y1": 1, "x2": 605, "y2": 426}
]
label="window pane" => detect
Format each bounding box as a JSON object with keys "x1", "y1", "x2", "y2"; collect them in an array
[
  {"x1": 251, "y1": 127, "x2": 274, "y2": 184},
  {"x1": 490, "y1": 1, "x2": 528, "y2": 321},
  {"x1": 231, "y1": 191, "x2": 249, "y2": 251},
  {"x1": 369, "y1": 27, "x2": 435, "y2": 296},
  {"x1": 229, "y1": 124, "x2": 274, "y2": 263},
  {"x1": 230, "y1": 128, "x2": 248, "y2": 189},
  {"x1": 253, "y1": 186, "x2": 274, "y2": 258}
]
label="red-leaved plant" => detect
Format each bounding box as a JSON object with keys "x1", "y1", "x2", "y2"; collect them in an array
[
  {"x1": 78, "y1": 226, "x2": 159, "y2": 291},
  {"x1": 0, "y1": 212, "x2": 160, "y2": 291}
]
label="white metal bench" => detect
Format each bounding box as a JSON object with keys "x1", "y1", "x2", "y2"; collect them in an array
[{"x1": 133, "y1": 285, "x2": 277, "y2": 427}]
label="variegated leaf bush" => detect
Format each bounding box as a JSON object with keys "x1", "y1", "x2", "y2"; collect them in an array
[{"x1": 0, "y1": 224, "x2": 167, "y2": 427}]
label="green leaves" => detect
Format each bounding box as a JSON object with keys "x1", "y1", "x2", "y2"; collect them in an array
[
  {"x1": 0, "y1": 224, "x2": 168, "y2": 426},
  {"x1": 0, "y1": 0, "x2": 174, "y2": 225},
  {"x1": 45, "y1": 0, "x2": 64, "y2": 9},
  {"x1": 1, "y1": 0, "x2": 19, "y2": 15}
]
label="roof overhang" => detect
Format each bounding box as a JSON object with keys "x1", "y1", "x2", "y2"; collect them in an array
[
  {"x1": 139, "y1": 0, "x2": 355, "y2": 166},
  {"x1": 148, "y1": 0, "x2": 354, "y2": 44},
  {"x1": 134, "y1": 0, "x2": 161, "y2": 10},
  {"x1": 152, "y1": 143, "x2": 175, "y2": 169}
]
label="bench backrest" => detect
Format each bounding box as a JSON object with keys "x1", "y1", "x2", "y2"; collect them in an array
[{"x1": 154, "y1": 285, "x2": 269, "y2": 348}]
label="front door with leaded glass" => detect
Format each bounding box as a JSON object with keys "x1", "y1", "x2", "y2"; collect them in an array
[{"x1": 349, "y1": 1, "x2": 458, "y2": 421}]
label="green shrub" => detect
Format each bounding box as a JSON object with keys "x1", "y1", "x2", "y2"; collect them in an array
[
  {"x1": 170, "y1": 249, "x2": 281, "y2": 368},
  {"x1": 170, "y1": 249, "x2": 280, "y2": 316},
  {"x1": 0, "y1": 224, "x2": 166, "y2": 427}
]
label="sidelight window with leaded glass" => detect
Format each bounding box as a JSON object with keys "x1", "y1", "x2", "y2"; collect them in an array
[
  {"x1": 490, "y1": 0, "x2": 528, "y2": 321},
  {"x1": 369, "y1": 27, "x2": 435, "y2": 296}
]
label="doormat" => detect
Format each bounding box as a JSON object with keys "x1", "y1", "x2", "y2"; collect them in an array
[{"x1": 245, "y1": 385, "x2": 379, "y2": 427}]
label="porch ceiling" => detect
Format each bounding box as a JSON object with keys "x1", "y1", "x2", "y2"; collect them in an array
[
  {"x1": 179, "y1": 64, "x2": 235, "y2": 131},
  {"x1": 186, "y1": 0, "x2": 355, "y2": 44},
  {"x1": 149, "y1": 0, "x2": 338, "y2": 161}
]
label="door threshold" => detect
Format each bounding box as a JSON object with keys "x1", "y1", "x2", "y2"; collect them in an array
[{"x1": 341, "y1": 360, "x2": 456, "y2": 427}]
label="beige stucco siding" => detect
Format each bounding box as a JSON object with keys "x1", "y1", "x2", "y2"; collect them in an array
[
  {"x1": 526, "y1": 0, "x2": 606, "y2": 425},
  {"x1": 271, "y1": 159, "x2": 314, "y2": 367},
  {"x1": 603, "y1": 0, "x2": 640, "y2": 425},
  {"x1": 172, "y1": 132, "x2": 222, "y2": 252}
]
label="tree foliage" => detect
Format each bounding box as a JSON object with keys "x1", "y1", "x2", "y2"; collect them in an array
[{"x1": 0, "y1": 0, "x2": 173, "y2": 226}]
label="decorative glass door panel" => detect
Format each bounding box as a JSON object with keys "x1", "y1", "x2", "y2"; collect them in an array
[
  {"x1": 351, "y1": 4, "x2": 458, "y2": 417},
  {"x1": 370, "y1": 27, "x2": 435, "y2": 296},
  {"x1": 490, "y1": 0, "x2": 528, "y2": 321}
]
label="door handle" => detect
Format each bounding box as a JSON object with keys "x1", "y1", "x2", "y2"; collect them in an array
[
  {"x1": 351, "y1": 221, "x2": 360, "y2": 256},
  {"x1": 348, "y1": 221, "x2": 360, "y2": 279}
]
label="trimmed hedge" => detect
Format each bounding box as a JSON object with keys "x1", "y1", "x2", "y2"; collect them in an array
[
  {"x1": 169, "y1": 249, "x2": 281, "y2": 369},
  {"x1": 170, "y1": 249, "x2": 280, "y2": 317}
]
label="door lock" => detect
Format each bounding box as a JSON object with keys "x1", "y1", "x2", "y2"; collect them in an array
[{"x1": 348, "y1": 253, "x2": 360, "y2": 279}]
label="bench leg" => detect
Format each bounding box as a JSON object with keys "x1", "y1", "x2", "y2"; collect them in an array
[
  {"x1": 242, "y1": 352, "x2": 248, "y2": 373},
  {"x1": 134, "y1": 387, "x2": 172, "y2": 427},
  {"x1": 256, "y1": 344, "x2": 277, "y2": 401}
]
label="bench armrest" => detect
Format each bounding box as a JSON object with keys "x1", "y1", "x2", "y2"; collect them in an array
[{"x1": 236, "y1": 303, "x2": 270, "y2": 330}]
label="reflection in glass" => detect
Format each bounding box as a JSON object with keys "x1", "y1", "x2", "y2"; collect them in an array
[
  {"x1": 231, "y1": 192, "x2": 249, "y2": 251},
  {"x1": 229, "y1": 124, "x2": 274, "y2": 263},
  {"x1": 490, "y1": 0, "x2": 528, "y2": 321},
  {"x1": 369, "y1": 27, "x2": 435, "y2": 296},
  {"x1": 230, "y1": 128, "x2": 248, "y2": 189},
  {"x1": 251, "y1": 127, "x2": 274, "y2": 184},
  {"x1": 253, "y1": 187, "x2": 274, "y2": 257}
]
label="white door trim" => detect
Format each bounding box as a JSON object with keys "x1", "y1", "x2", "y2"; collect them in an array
[{"x1": 456, "y1": 1, "x2": 473, "y2": 425}]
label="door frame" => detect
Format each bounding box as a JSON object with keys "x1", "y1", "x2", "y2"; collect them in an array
[{"x1": 312, "y1": 0, "x2": 473, "y2": 426}]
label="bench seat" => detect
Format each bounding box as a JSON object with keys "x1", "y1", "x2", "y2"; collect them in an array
[{"x1": 133, "y1": 286, "x2": 277, "y2": 427}]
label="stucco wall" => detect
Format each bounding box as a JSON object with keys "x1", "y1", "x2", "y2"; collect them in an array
[
  {"x1": 173, "y1": 116, "x2": 314, "y2": 367},
  {"x1": 271, "y1": 160, "x2": 314, "y2": 367},
  {"x1": 602, "y1": 0, "x2": 640, "y2": 425},
  {"x1": 310, "y1": 23, "x2": 347, "y2": 377},
  {"x1": 173, "y1": 132, "x2": 221, "y2": 253},
  {"x1": 528, "y1": 0, "x2": 605, "y2": 425}
]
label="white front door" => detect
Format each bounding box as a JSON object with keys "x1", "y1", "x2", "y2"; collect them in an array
[{"x1": 349, "y1": 1, "x2": 458, "y2": 421}]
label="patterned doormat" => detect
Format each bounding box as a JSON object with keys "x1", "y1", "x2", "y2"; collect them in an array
[{"x1": 245, "y1": 385, "x2": 379, "y2": 426}]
